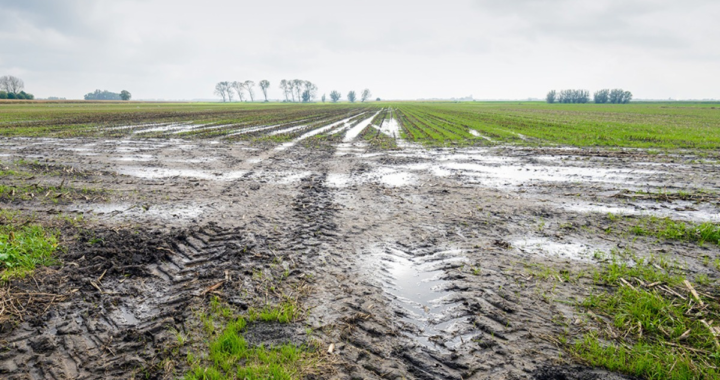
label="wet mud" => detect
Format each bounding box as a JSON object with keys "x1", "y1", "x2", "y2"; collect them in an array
[{"x1": 1, "y1": 134, "x2": 719, "y2": 379}]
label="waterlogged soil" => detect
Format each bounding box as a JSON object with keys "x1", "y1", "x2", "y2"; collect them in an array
[{"x1": 1, "y1": 135, "x2": 719, "y2": 379}]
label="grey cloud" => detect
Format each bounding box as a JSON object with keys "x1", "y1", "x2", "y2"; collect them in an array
[{"x1": 0, "y1": 0, "x2": 717, "y2": 100}]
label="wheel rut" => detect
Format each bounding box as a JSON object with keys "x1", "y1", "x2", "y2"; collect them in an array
[{"x1": 0, "y1": 225, "x2": 274, "y2": 379}]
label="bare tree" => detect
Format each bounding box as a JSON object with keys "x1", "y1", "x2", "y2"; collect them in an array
[
  {"x1": 321, "y1": 94, "x2": 326, "y2": 103},
  {"x1": 231, "y1": 81, "x2": 245, "y2": 102},
  {"x1": 347, "y1": 90, "x2": 357, "y2": 103},
  {"x1": 244, "y1": 80, "x2": 255, "y2": 102},
  {"x1": 329, "y1": 91, "x2": 341, "y2": 103},
  {"x1": 287, "y1": 80, "x2": 296, "y2": 102},
  {"x1": 361, "y1": 89, "x2": 372, "y2": 102},
  {"x1": 0, "y1": 75, "x2": 24, "y2": 94},
  {"x1": 259, "y1": 80, "x2": 270, "y2": 102},
  {"x1": 279, "y1": 80, "x2": 290, "y2": 102},
  {"x1": 227, "y1": 85, "x2": 235, "y2": 102},
  {"x1": 214, "y1": 81, "x2": 230, "y2": 102},
  {"x1": 293, "y1": 79, "x2": 303, "y2": 102}
]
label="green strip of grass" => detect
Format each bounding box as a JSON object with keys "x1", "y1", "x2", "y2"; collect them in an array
[
  {"x1": 570, "y1": 255, "x2": 720, "y2": 379},
  {"x1": 359, "y1": 125, "x2": 399, "y2": 150},
  {"x1": 185, "y1": 298, "x2": 319, "y2": 380},
  {"x1": 0, "y1": 224, "x2": 59, "y2": 281},
  {"x1": 631, "y1": 217, "x2": 720, "y2": 245}
]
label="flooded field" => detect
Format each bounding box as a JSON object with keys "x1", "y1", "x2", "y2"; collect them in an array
[{"x1": 1, "y1": 103, "x2": 720, "y2": 379}]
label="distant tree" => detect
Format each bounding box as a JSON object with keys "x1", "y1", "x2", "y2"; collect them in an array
[
  {"x1": 214, "y1": 82, "x2": 230, "y2": 102},
  {"x1": 330, "y1": 90, "x2": 341, "y2": 103},
  {"x1": 361, "y1": 89, "x2": 372, "y2": 102},
  {"x1": 609, "y1": 89, "x2": 632, "y2": 104},
  {"x1": 578, "y1": 90, "x2": 590, "y2": 103},
  {"x1": 321, "y1": 93, "x2": 326, "y2": 103},
  {"x1": 7, "y1": 92, "x2": 17, "y2": 100},
  {"x1": 286, "y1": 80, "x2": 295, "y2": 102},
  {"x1": 292, "y1": 79, "x2": 303, "y2": 102},
  {"x1": 347, "y1": 90, "x2": 357, "y2": 103},
  {"x1": 608, "y1": 89, "x2": 632, "y2": 104},
  {"x1": 0, "y1": 75, "x2": 24, "y2": 94},
  {"x1": 227, "y1": 85, "x2": 236, "y2": 102},
  {"x1": 231, "y1": 81, "x2": 245, "y2": 102},
  {"x1": 120, "y1": 90, "x2": 131, "y2": 101},
  {"x1": 546, "y1": 90, "x2": 556, "y2": 104},
  {"x1": 244, "y1": 80, "x2": 255, "y2": 101},
  {"x1": 259, "y1": 80, "x2": 270, "y2": 102},
  {"x1": 20, "y1": 91, "x2": 34, "y2": 100},
  {"x1": 376, "y1": 97, "x2": 381, "y2": 101},
  {"x1": 0, "y1": 91, "x2": 7, "y2": 99},
  {"x1": 84, "y1": 89, "x2": 122, "y2": 100},
  {"x1": 594, "y1": 89, "x2": 609, "y2": 104},
  {"x1": 555, "y1": 89, "x2": 589, "y2": 104},
  {"x1": 302, "y1": 81, "x2": 317, "y2": 103},
  {"x1": 622, "y1": 91, "x2": 633, "y2": 104},
  {"x1": 279, "y1": 80, "x2": 290, "y2": 102}
]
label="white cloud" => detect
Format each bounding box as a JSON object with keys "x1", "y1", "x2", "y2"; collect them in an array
[{"x1": 0, "y1": 0, "x2": 717, "y2": 100}]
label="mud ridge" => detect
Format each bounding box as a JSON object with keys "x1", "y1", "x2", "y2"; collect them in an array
[{"x1": 0, "y1": 224, "x2": 270, "y2": 379}]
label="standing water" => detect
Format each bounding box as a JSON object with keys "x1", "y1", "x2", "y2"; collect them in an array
[{"x1": 368, "y1": 246, "x2": 475, "y2": 350}]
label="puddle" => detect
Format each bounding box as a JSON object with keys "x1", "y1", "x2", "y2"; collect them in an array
[
  {"x1": 133, "y1": 123, "x2": 205, "y2": 134},
  {"x1": 379, "y1": 170, "x2": 416, "y2": 187},
  {"x1": 513, "y1": 237, "x2": 598, "y2": 262},
  {"x1": 172, "y1": 123, "x2": 237, "y2": 135},
  {"x1": 326, "y1": 173, "x2": 350, "y2": 188},
  {"x1": 379, "y1": 117, "x2": 400, "y2": 138},
  {"x1": 103, "y1": 123, "x2": 168, "y2": 131},
  {"x1": 368, "y1": 246, "x2": 474, "y2": 350},
  {"x1": 275, "y1": 115, "x2": 362, "y2": 151},
  {"x1": 468, "y1": 129, "x2": 494, "y2": 142},
  {"x1": 166, "y1": 157, "x2": 219, "y2": 164},
  {"x1": 335, "y1": 143, "x2": 365, "y2": 156},
  {"x1": 269, "y1": 124, "x2": 310, "y2": 136},
  {"x1": 116, "y1": 167, "x2": 247, "y2": 181},
  {"x1": 343, "y1": 112, "x2": 380, "y2": 142},
  {"x1": 326, "y1": 167, "x2": 416, "y2": 188},
  {"x1": 114, "y1": 154, "x2": 154, "y2": 162},
  {"x1": 225, "y1": 121, "x2": 304, "y2": 137},
  {"x1": 72, "y1": 202, "x2": 205, "y2": 221},
  {"x1": 563, "y1": 201, "x2": 720, "y2": 223},
  {"x1": 247, "y1": 170, "x2": 313, "y2": 184},
  {"x1": 108, "y1": 306, "x2": 140, "y2": 326}
]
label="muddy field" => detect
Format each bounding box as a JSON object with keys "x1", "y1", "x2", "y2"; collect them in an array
[{"x1": 1, "y1": 123, "x2": 719, "y2": 379}]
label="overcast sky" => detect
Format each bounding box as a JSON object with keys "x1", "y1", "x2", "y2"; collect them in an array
[{"x1": 1, "y1": 0, "x2": 718, "y2": 100}]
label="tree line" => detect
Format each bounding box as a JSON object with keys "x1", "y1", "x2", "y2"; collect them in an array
[
  {"x1": 214, "y1": 80, "x2": 373, "y2": 103},
  {"x1": 0, "y1": 75, "x2": 34, "y2": 99},
  {"x1": 84, "y1": 89, "x2": 132, "y2": 101},
  {"x1": 546, "y1": 89, "x2": 632, "y2": 104},
  {"x1": 214, "y1": 80, "x2": 270, "y2": 102}
]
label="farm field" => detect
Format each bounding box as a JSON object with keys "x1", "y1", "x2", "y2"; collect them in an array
[{"x1": 1, "y1": 101, "x2": 720, "y2": 379}]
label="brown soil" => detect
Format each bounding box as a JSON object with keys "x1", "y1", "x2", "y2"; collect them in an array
[{"x1": 1, "y1": 136, "x2": 718, "y2": 379}]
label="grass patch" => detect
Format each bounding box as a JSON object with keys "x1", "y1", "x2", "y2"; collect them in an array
[
  {"x1": 569, "y1": 253, "x2": 720, "y2": 379},
  {"x1": 184, "y1": 297, "x2": 322, "y2": 380},
  {"x1": 630, "y1": 217, "x2": 720, "y2": 246},
  {"x1": 248, "y1": 300, "x2": 300, "y2": 324},
  {"x1": 0, "y1": 224, "x2": 59, "y2": 281},
  {"x1": 359, "y1": 125, "x2": 399, "y2": 150}
]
